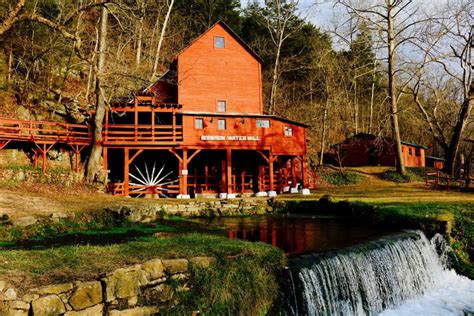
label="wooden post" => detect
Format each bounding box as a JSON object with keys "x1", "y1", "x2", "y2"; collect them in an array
[
  {"x1": 33, "y1": 150, "x2": 38, "y2": 168},
  {"x1": 301, "y1": 155, "x2": 307, "y2": 188},
  {"x1": 221, "y1": 158, "x2": 227, "y2": 193},
  {"x1": 103, "y1": 147, "x2": 108, "y2": 172},
  {"x1": 41, "y1": 143, "x2": 47, "y2": 172},
  {"x1": 134, "y1": 98, "x2": 138, "y2": 142},
  {"x1": 74, "y1": 145, "x2": 80, "y2": 173},
  {"x1": 172, "y1": 109, "x2": 176, "y2": 142},
  {"x1": 182, "y1": 149, "x2": 188, "y2": 195},
  {"x1": 269, "y1": 153, "x2": 274, "y2": 191},
  {"x1": 124, "y1": 148, "x2": 129, "y2": 196},
  {"x1": 151, "y1": 108, "x2": 155, "y2": 142},
  {"x1": 227, "y1": 149, "x2": 232, "y2": 193},
  {"x1": 291, "y1": 158, "x2": 297, "y2": 186}
]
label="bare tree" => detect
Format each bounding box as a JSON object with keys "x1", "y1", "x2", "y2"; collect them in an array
[
  {"x1": 259, "y1": 0, "x2": 304, "y2": 114},
  {"x1": 151, "y1": 0, "x2": 175, "y2": 81},
  {"x1": 408, "y1": 0, "x2": 473, "y2": 176},
  {"x1": 336, "y1": 0, "x2": 432, "y2": 175},
  {"x1": 86, "y1": 4, "x2": 109, "y2": 182}
]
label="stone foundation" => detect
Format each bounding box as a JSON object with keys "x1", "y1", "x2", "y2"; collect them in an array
[{"x1": 0, "y1": 256, "x2": 214, "y2": 315}]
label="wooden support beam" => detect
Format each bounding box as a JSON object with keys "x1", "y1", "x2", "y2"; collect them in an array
[
  {"x1": 269, "y1": 155, "x2": 274, "y2": 191},
  {"x1": 129, "y1": 149, "x2": 144, "y2": 165},
  {"x1": 227, "y1": 149, "x2": 232, "y2": 193},
  {"x1": 182, "y1": 149, "x2": 188, "y2": 195},
  {"x1": 103, "y1": 147, "x2": 108, "y2": 172},
  {"x1": 168, "y1": 149, "x2": 183, "y2": 163},
  {"x1": 0, "y1": 140, "x2": 11, "y2": 150},
  {"x1": 124, "y1": 148, "x2": 130, "y2": 196},
  {"x1": 188, "y1": 149, "x2": 201, "y2": 164}
]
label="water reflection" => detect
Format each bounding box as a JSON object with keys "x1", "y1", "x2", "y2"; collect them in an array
[{"x1": 194, "y1": 216, "x2": 398, "y2": 255}]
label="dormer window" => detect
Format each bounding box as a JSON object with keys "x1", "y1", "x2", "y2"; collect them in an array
[
  {"x1": 214, "y1": 36, "x2": 225, "y2": 48},
  {"x1": 217, "y1": 100, "x2": 226, "y2": 113}
]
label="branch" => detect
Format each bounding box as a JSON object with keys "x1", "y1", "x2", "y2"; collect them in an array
[{"x1": 0, "y1": 0, "x2": 26, "y2": 36}]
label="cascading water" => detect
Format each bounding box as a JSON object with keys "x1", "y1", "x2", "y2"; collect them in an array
[{"x1": 286, "y1": 231, "x2": 474, "y2": 316}]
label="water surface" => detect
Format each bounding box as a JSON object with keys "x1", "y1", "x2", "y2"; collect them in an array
[{"x1": 193, "y1": 215, "x2": 399, "y2": 255}]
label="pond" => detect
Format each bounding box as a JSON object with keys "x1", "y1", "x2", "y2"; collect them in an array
[{"x1": 192, "y1": 215, "x2": 400, "y2": 255}]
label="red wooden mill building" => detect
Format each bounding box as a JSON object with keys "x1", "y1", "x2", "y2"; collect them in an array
[
  {"x1": 105, "y1": 22, "x2": 308, "y2": 198},
  {"x1": 0, "y1": 22, "x2": 309, "y2": 198}
]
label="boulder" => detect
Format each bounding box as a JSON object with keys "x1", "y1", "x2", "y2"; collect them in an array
[
  {"x1": 31, "y1": 295, "x2": 66, "y2": 315},
  {"x1": 143, "y1": 284, "x2": 172, "y2": 303},
  {"x1": 4, "y1": 288, "x2": 17, "y2": 301},
  {"x1": 21, "y1": 294, "x2": 39, "y2": 303},
  {"x1": 50, "y1": 212, "x2": 69, "y2": 223},
  {"x1": 65, "y1": 304, "x2": 103, "y2": 316},
  {"x1": 103, "y1": 267, "x2": 148, "y2": 302},
  {"x1": 68, "y1": 281, "x2": 102, "y2": 311},
  {"x1": 0, "y1": 214, "x2": 10, "y2": 225},
  {"x1": 109, "y1": 306, "x2": 160, "y2": 316},
  {"x1": 142, "y1": 259, "x2": 164, "y2": 280},
  {"x1": 190, "y1": 257, "x2": 215, "y2": 269},
  {"x1": 8, "y1": 301, "x2": 29, "y2": 310},
  {"x1": 33, "y1": 283, "x2": 73, "y2": 295},
  {"x1": 163, "y1": 259, "x2": 188, "y2": 274},
  {"x1": 11, "y1": 216, "x2": 37, "y2": 228}
]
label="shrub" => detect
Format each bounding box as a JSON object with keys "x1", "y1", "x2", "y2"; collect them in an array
[{"x1": 322, "y1": 171, "x2": 362, "y2": 186}]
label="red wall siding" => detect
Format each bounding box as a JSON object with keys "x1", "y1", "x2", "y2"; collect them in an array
[
  {"x1": 177, "y1": 24, "x2": 262, "y2": 114},
  {"x1": 401, "y1": 145, "x2": 425, "y2": 167},
  {"x1": 181, "y1": 115, "x2": 306, "y2": 155}
]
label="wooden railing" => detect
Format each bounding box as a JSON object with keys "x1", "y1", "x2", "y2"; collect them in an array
[
  {"x1": 425, "y1": 169, "x2": 471, "y2": 191},
  {"x1": 0, "y1": 118, "x2": 91, "y2": 144},
  {"x1": 104, "y1": 124, "x2": 183, "y2": 144}
]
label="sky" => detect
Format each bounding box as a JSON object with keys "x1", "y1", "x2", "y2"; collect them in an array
[{"x1": 239, "y1": 0, "x2": 341, "y2": 30}]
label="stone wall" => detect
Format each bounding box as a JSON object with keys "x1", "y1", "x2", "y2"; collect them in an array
[
  {"x1": 0, "y1": 256, "x2": 214, "y2": 315},
  {"x1": 113, "y1": 199, "x2": 271, "y2": 222}
]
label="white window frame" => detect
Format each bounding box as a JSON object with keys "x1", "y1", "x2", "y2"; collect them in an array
[
  {"x1": 256, "y1": 119, "x2": 270, "y2": 128},
  {"x1": 217, "y1": 119, "x2": 226, "y2": 130},
  {"x1": 214, "y1": 36, "x2": 225, "y2": 48},
  {"x1": 284, "y1": 126, "x2": 293, "y2": 137},
  {"x1": 217, "y1": 100, "x2": 227, "y2": 113},
  {"x1": 195, "y1": 118, "x2": 204, "y2": 129}
]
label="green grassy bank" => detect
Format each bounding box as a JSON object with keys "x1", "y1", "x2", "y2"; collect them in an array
[{"x1": 0, "y1": 234, "x2": 285, "y2": 315}]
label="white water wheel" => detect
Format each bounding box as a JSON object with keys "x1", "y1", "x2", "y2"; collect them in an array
[{"x1": 129, "y1": 162, "x2": 178, "y2": 198}]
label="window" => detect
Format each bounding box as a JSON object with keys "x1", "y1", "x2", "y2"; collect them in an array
[
  {"x1": 284, "y1": 126, "x2": 293, "y2": 136},
  {"x1": 415, "y1": 148, "x2": 421, "y2": 157},
  {"x1": 408, "y1": 148, "x2": 413, "y2": 156},
  {"x1": 256, "y1": 119, "x2": 270, "y2": 128},
  {"x1": 195, "y1": 118, "x2": 204, "y2": 129},
  {"x1": 217, "y1": 100, "x2": 226, "y2": 113},
  {"x1": 214, "y1": 36, "x2": 225, "y2": 48},
  {"x1": 218, "y1": 119, "x2": 226, "y2": 130}
]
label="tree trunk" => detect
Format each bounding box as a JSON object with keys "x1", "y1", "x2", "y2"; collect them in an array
[
  {"x1": 135, "y1": 1, "x2": 145, "y2": 67},
  {"x1": 7, "y1": 45, "x2": 13, "y2": 84},
  {"x1": 387, "y1": 4, "x2": 405, "y2": 175},
  {"x1": 319, "y1": 99, "x2": 329, "y2": 165},
  {"x1": 151, "y1": 0, "x2": 174, "y2": 81},
  {"x1": 86, "y1": 5, "x2": 108, "y2": 182},
  {"x1": 445, "y1": 96, "x2": 473, "y2": 176},
  {"x1": 269, "y1": 40, "x2": 282, "y2": 115}
]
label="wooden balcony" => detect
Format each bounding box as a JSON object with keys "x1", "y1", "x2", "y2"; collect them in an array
[
  {"x1": 0, "y1": 118, "x2": 91, "y2": 145},
  {"x1": 103, "y1": 124, "x2": 183, "y2": 146}
]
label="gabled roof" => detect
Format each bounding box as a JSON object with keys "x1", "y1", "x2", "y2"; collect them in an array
[{"x1": 174, "y1": 21, "x2": 264, "y2": 65}]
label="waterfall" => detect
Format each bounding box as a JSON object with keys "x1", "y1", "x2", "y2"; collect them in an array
[{"x1": 288, "y1": 231, "x2": 474, "y2": 316}]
